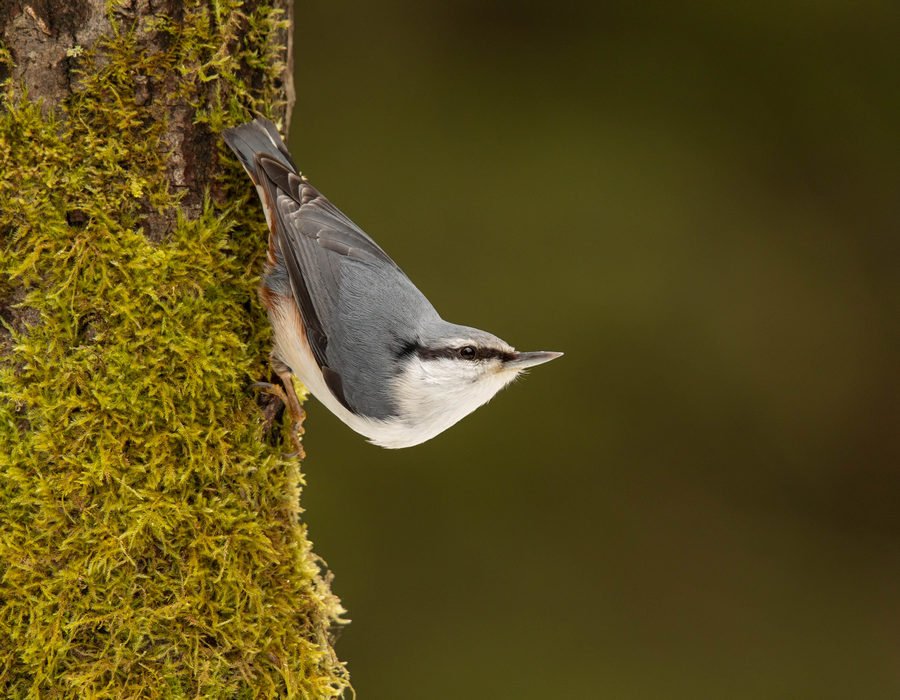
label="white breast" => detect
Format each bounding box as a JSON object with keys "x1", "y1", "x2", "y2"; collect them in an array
[{"x1": 382, "y1": 355, "x2": 519, "y2": 448}]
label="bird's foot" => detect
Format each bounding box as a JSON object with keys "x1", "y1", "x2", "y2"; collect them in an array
[{"x1": 252, "y1": 377, "x2": 306, "y2": 459}]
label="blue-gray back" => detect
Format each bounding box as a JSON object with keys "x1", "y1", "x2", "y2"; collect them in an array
[{"x1": 259, "y1": 155, "x2": 441, "y2": 419}]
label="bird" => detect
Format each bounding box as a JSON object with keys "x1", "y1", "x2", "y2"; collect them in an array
[{"x1": 223, "y1": 117, "x2": 562, "y2": 449}]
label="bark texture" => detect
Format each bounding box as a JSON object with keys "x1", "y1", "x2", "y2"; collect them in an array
[
  {"x1": 2, "y1": 0, "x2": 292, "y2": 232},
  {"x1": 0, "y1": 1, "x2": 348, "y2": 696}
]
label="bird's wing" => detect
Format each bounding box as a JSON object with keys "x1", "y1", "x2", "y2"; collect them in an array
[{"x1": 256, "y1": 155, "x2": 421, "y2": 418}]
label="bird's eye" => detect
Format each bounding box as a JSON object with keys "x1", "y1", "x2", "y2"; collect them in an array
[{"x1": 459, "y1": 346, "x2": 477, "y2": 360}]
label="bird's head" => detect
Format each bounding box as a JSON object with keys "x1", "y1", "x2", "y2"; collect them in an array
[{"x1": 385, "y1": 322, "x2": 562, "y2": 446}]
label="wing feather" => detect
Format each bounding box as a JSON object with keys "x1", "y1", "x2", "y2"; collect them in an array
[{"x1": 256, "y1": 154, "x2": 414, "y2": 417}]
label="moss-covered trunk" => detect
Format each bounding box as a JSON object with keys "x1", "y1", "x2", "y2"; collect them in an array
[{"x1": 0, "y1": 1, "x2": 348, "y2": 696}]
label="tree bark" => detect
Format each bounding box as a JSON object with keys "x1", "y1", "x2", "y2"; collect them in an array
[{"x1": 0, "y1": 1, "x2": 348, "y2": 696}]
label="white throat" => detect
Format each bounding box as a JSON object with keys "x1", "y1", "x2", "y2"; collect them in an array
[{"x1": 376, "y1": 356, "x2": 519, "y2": 448}]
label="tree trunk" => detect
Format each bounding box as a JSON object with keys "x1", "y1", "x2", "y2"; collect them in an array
[{"x1": 0, "y1": 1, "x2": 348, "y2": 696}]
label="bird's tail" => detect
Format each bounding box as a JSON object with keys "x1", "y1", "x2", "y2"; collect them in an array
[{"x1": 222, "y1": 117, "x2": 298, "y2": 182}]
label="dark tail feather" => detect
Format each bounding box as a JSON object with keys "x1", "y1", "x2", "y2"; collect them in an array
[{"x1": 222, "y1": 117, "x2": 298, "y2": 180}]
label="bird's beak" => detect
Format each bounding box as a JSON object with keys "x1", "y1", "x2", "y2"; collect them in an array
[{"x1": 504, "y1": 351, "x2": 564, "y2": 370}]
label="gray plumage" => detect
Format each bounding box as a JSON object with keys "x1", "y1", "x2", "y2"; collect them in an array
[
  {"x1": 223, "y1": 117, "x2": 296, "y2": 174},
  {"x1": 223, "y1": 118, "x2": 506, "y2": 421}
]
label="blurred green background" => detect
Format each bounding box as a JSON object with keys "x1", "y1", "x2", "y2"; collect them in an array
[{"x1": 287, "y1": 2, "x2": 899, "y2": 697}]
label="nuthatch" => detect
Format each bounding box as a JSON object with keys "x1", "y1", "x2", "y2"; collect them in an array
[{"x1": 223, "y1": 118, "x2": 562, "y2": 449}]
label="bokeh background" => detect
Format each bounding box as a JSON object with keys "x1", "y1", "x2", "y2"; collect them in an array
[{"x1": 288, "y1": 2, "x2": 899, "y2": 697}]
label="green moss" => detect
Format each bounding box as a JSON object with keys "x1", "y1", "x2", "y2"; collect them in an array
[{"x1": 0, "y1": 2, "x2": 349, "y2": 697}]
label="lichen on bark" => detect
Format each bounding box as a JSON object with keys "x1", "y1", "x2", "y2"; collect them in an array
[{"x1": 0, "y1": 1, "x2": 349, "y2": 697}]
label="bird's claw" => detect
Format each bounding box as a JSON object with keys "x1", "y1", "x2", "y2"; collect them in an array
[
  {"x1": 253, "y1": 376, "x2": 306, "y2": 459},
  {"x1": 252, "y1": 380, "x2": 286, "y2": 401}
]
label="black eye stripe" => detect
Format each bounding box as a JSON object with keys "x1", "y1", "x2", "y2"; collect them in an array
[
  {"x1": 395, "y1": 339, "x2": 419, "y2": 358},
  {"x1": 416, "y1": 347, "x2": 458, "y2": 361},
  {"x1": 416, "y1": 346, "x2": 516, "y2": 362}
]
